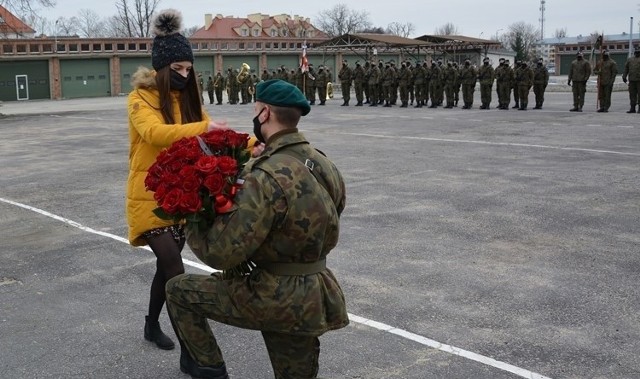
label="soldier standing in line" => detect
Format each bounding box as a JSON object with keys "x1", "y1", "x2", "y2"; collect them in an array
[
  {"x1": 390, "y1": 61, "x2": 399, "y2": 105},
  {"x1": 167, "y1": 79, "x2": 348, "y2": 379},
  {"x1": 595, "y1": 50, "x2": 618, "y2": 112},
  {"x1": 512, "y1": 60, "x2": 522, "y2": 109},
  {"x1": 206, "y1": 75, "x2": 215, "y2": 105},
  {"x1": 532, "y1": 58, "x2": 549, "y2": 109},
  {"x1": 398, "y1": 61, "x2": 411, "y2": 107},
  {"x1": 477, "y1": 57, "x2": 495, "y2": 109},
  {"x1": 413, "y1": 61, "x2": 426, "y2": 108},
  {"x1": 382, "y1": 61, "x2": 395, "y2": 107},
  {"x1": 261, "y1": 68, "x2": 270, "y2": 81},
  {"x1": 363, "y1": 61, "x2": 371, "y2": 104},
  {"x1": 407, "y1": 61, "x2": 415, "y2": 105},
  {"x1": 436, "y1": 60, "x2": 445, "y2": 106},
  {"x1": 353, "y1": 61, "x2": 365, "y2": 106},
  {"x1": 305, "y1": 64, "x2": 317, "y2": 105},
  {"x1": 315, "y1": 65, "x2": 328, "y2": 105},
  {"x1": 239, "y1": 71, "x2": 251, "y2": 105},
  {"x1": 443, "y1": 61, "x2": 457, "y2": 108},
  {"x1": 368, "y1": 60, "x2": 381, "y2": 107},
  {"x1": 377, "y1": 62, "x2": 384, "y2": 104},
  {"x1": 423, "y1": 61, "x2": 432, "y2": 108},
  {"x1": 452, "y1": 62, "x2": 461, "y2": 107},
  {"x1": 517, "y1": 61, "x2": 534, "y2": 110},
  {"x1": 622, "y1": 48, "x2": 640, "y2": 113},
  {"x1": 213, "y1": 71, "x2": 224, "y2": 105},
  {"x1": 197, "y1": 73, "x2": 205, "y2": 105},
  {"x1": 280, "y1": 66, "x2": 289, "y2": 82},
  {"x1": 429, "y1": 60, "x2": 441, "y2": 108},
  {"x1": 459, "y1": 59, "x2": 477, "y2": 109},
  {"x1": 338, "y1": 60, "x2": 353, "y2": 106},
  {"x1": 225, "y1": 68, "x2": 234, "y2": 104},
  {"x1": 568, "y1": 51, "x2": 591, "y2": 112},
  {"x1": 494, "y1": 58, "x2": 506, "y2": 109}
]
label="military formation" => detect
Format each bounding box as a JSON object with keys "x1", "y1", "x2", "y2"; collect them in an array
[{"x1": 202, "y1": 48, "x2": 640, "y2": 113}]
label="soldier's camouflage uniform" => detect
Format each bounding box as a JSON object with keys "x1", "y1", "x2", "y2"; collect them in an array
[
  {"x1": 398, "y1": 64, "x2": 412, "y2": 107},
  {"x1": 338, "y1": 63, "x2": 353, "y2": 105},
  {"x1": 516, "y1": 64, "x2": 534, "y2": 110},
  {"x1": 568, "y1": 57, "x2": 592, "y2": 111},
  {"x1": 595, "y1": 57, "x2": 618, "y2": 112},
  {"x1": 305, "y1": 67, "x2": 317, "y2": 105},
  {"x1": 459, "y1": 63, "x2": 477, "y2": 109},
  {"x1": 532, "y1": 63, "x2": 549, "y2": 109},
  {"x1": 429, "y1": 63, "x2": 442, "y2": 108},
  {"x1": 368, "y1": 63, "x2": 381, "y2": 106},
  {"x1": 623, "y1": 53, "x2": 640, "y2": 112},
  {"x1": 412, "y1": 63, "x2": 426, "y2": 107},
  {"x1": 166, "y1": 130, "x2": 348, "y2": 378},
  {"x1": 443, "y1": 63, "x2": 457, "y2": 108},
  {"x1": 353, "y1": 63, "x2": 365, "y2": 106},
  {"x1": 477, "y1": 62, "x2": 495, "y2": 109}
]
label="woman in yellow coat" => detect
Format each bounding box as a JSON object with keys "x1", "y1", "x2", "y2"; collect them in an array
[{"x1": 126, "y1": 9, "x2": 223, "y2": 351}]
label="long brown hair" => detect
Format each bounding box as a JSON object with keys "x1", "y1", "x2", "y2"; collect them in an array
[{"x1": 155, "y1": 66, "x2": 203, "y2": 124}]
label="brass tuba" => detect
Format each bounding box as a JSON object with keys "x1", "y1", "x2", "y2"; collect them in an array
[
  {"x1": 326, "y1": 81, "x2": 333, "y2": 100},
  {"x1": 237, "y1": 63, "x2": 250, "y2": 84}
]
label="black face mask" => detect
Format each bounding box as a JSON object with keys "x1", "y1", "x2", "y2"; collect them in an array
[
  {"x1": 170, "y1": 70, "x2": 190, "y2": 91},
  {"x1": 577, "y1": 56, "x2": 583, "y2": 61},
  {"x1": 484, "y1": 62, "x2": 489, "y2": 66},
  {"x1": 252, "y1": 108, "x2": 267, "y2": 144}
]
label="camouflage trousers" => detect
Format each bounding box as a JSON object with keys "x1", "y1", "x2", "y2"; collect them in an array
[
  {"x1": 306, "y1": 86, "x2": 316, "y2": 103},
  {"x1": 462, "y1": 83, "x2": 475, "y2": 106},
  {"x1": 399, "y1": 83, "x2": 409, "y2": 102},
  {"x1": 354, "y1": 82, "x2": 363, "y2": 103},
  {"x1": 166, "y1": 273, "x2": 321, "y2": 378},
  {"x1": 572, "y1": 81, "x2": 587, "y2": 109},
  {"x1": 480, "y1": 83, "x2": 492, "y2": 107},
  {"x1": 518, "y1": 85, "x2": 531, "y2": 107},
  {"x1": 368, "y1": 83, "x2": 378, "y2": 104},
  {"x1": 497, "y1": 81, "x2": 510, "y2": 107},
  {"x1": 629, "y1": 81, "x2": 640, "y2": 107},
  {"x1": 341, "y1": 82, "x2": 351, "y2": 102},
  {"x1": 598, "y1": 84, "x2": 613, "y2": 110},
  {"x1": 444, "y1": 82, "x2": 455, "y2": 106},
  {"x1": 317, "y1": 86, "x2": 327, "y2": 103},
  {"x1": 512, "y1": 85, "x2": 519, "y2": 105},
  {"x1": 533, "y1": 84, "x2": 546, "y2": 107}
]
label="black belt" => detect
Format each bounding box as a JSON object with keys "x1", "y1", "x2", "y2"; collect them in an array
[{"x1": 257, "y1": 259, "x2": 326, "y2": 276}]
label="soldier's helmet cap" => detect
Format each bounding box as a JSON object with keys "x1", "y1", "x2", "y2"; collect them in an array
[
  {"x1": 499, "y1": 57, "x2": 505, "y2": 62},
  {"x1": 483, "y1": 57, "x2": 489, "y2": 62},
  {"x1": 505, "y1": 59, "x2": 510, "y2": 63},
  {"x1": 355, "y1": 61, "x2": 360, "y2": 65},
  {"x1": 538, "y1": 57, "x2": 544, "y2": 62},
  {"x1": 576, "y1": 51, "x2": 583, "y2": 56},
  {"x1": 256, "y1": 79, "x2": 311, "y2": 116},
  {"x1": 603, "y1": 50, "x2": 609, "y2": 56}
]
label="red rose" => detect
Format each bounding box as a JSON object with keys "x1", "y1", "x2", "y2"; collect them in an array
[
  {"x1": 182, "y1": 174, "x2": 202, "y2": 193},
  {"x1": 179, "y1": 165, "x2": 198, "y2": 178},
  {"x1": 195, "y1": 156, "x2": 219, "y2": 174},
  {"x1": 217, "y1": 156, "x2": 238, "y2": 176},
  {"x1": 161, "y1": 188, "x2": 183, "y2": 214},
  {"x1": 225, "y1": 130, "x2": 249, "y2": 148},
  {"x1": 153, "y1": 183, "x2": 168, "y2": 202},
  {"x1": 145, "y1": 172, "x2": 160, "y2": 191},
  {"x1": 161, "y1": 172, "x2": 181, "y2": 187},
  {"x1": 203, "y1": 173, "x2": 225, "y2": 195},
  {"x1": 201, "y1": 130, "x2": 226, "y2": 149},
  {"x1": 178, "y1": 191, "x2": 202, "y2": 213}
]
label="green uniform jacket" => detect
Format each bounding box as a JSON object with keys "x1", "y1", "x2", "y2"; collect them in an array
[
  {"x1": 623, "y1": 56, "x2": 640, "y2": 81},
  {"x1": 569, "y1": 59, "x2": 592, "y2": 82},
  {"x1": 185, "y1": 130, "x2": 348, "y2": 336},
  {"x1": 595, "y1": 59, "x2": 618, "y2": 85},
  {"x1": 533, "y1": 65, "x2": 549, "y2": 85},
  {"x1": 478, "y1": 65, "x2": 495, "y2": 85}
]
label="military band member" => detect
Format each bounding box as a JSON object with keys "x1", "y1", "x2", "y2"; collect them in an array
[{"x1": 213, "y1": 72, "x2": 224, "y2": 105}]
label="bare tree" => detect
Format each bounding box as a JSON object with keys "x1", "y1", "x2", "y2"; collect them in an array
[
  {"x1": 56, "y1": 16, "x2": 79, "y2": 36},
  {"x1": 554, "y1": 28, "x2": 567, "y2": 38},
  {"x1": 114, "y1": 0, "x2": 161, "y2": 38},
  {"x1": 103, "y1": 15, "x2": 130, "y2": 37},
  {"x1": 315, "y1": 4, "x2": 371, "y2": 37},
  {"x1": 386, "y1": 22, "x2": 415, "y2": 38},
  {"x1": 182, "y1": 25, "x2": 200, "y2": 37},
  {"x1": 359, "y1": 26, "x2": 385, "y2": 34},
  {"x1": 434, "y1": 22, "x2": 459, "y2": 36},
  {"x1": 20, "y1": 13, "x2": 49, "y2": 35},
  {"x1": 501, "y1": 21, "x2": 540, "y2": 61},
  {"x1": 1, "y1": 0, "x2": 54, "y2": 16},
  {"x1": 76, "y1": 9, "x2": 106, "y2": 38}
]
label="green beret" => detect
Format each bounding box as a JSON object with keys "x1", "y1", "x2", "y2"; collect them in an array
[{"x1": 256, "y1": 79, "x2": 310, "y2": 116}]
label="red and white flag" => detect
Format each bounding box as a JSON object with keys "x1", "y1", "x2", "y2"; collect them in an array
[{"x1": 300, "y1": 41, "x2": 309, "y2": 73}]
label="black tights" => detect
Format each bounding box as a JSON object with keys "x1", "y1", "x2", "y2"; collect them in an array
[{"x1": 145, "y1": 232, "x2": 186, "y2": 322}]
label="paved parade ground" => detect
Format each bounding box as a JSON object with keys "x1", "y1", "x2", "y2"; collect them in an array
[{"x1": 1, "y1": 89, "x2": 639, "y2": 378}]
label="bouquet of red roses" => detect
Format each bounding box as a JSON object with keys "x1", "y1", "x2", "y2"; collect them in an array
[{"x1": 144, "y1": 129, "x2": 251, "y2": 232}]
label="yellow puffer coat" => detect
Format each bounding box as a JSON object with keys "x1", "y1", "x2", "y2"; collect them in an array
[{"x1": 126, "y1": 67, "x2": 209, "y2": 246}]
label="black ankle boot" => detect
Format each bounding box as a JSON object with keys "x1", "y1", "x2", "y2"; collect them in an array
[
  {"x1": 180, "y1": 350, "x2": 229, "y2": 379},
  {"x1": 144, "y1": 316, "x2": 175, "y2": 350}
]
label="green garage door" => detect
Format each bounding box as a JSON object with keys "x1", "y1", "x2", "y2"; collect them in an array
[
  {"x1": 306, "y1": 54, "x2": 336, "y2": 75},
  {"x1": 120, "y1": 57, "x2": 151, "y2": 95},
  {"x1": 60, "y1": 59, "x2": 110, "y2": 99},
  {"x1": 194, "y1": 56, "x2": 215, "y2": 78},
  {"x1": 221, "y1": 56, "x2": 259, "y2": 76},
  {"x1": 265, "y1": 55, "x2": 299, "y2": 73},
  {"x1": 0, "y1": 60, "x2": 50, "y2": 101}
]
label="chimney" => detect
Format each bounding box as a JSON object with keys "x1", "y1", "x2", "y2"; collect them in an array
[{"x1": 204, "y1": 14, "x2": 212, "y2": 29}]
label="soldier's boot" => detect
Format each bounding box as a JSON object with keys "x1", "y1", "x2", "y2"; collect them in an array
[
  {"x1": 310, "y1": 100, "x2": 315, "y2": 105},
  {"x1": 383, "y1": 101, "x2": 391, "y2": 107},
  {"x1": 144, "y1": 316, "x2": 175, "y2": 350},
  {"x1": 355, "y1": 101, "x2": 363, "y2": 106},
  {"x1": 414, "y1": 103, "x2": 422, "y2": 108},
  {"x1": 346, "y1": 100, "x2": 349, "y2": 106},
  {"x1": 341, "y1": 101, "x2": 346, "y2": 106},
  {"x1": 320, "y1": 100, "x2": 326, "y2": 105},
  {"x1": 512, "y1": 102, "x2": 519, "y2": 109},
  {"x1": 400, "y1": 102, "x2": 407, "y2": 108},
  {"x1": 454, "y1": 100, "x2": 459, "y2": 107},
  {"x1": 627, "y1": 106, "x2": 636, "y2": 114},
  {"x1": 369, "y1": 101, "x2": 377, "y2": 107},
  {"x1": 180, "y1": 349, "x2": 229, "y2": 379}
]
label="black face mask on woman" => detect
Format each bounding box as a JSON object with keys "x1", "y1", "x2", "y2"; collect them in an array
[
  {"x1": 252, "y1": 108, "x2": 267, "y2": 143},
  {"x1": 170, "y1": 70, "x2": 190, "y2": 91}
]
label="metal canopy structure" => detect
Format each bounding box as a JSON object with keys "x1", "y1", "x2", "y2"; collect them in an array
[
  {"x1": 415, "y1": 34, "x2": 502, "y2": 53},
  {"x1": 313, "y1": 33, "x2": 433, "y2": 62}
]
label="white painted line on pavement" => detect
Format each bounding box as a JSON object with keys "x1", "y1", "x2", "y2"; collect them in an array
[
  {"x1": 334, "y1": 132, "x2": 640, "y2": 157},
  {"x1": 0, "y1": 196, "x2": 552, "y2": 379}
]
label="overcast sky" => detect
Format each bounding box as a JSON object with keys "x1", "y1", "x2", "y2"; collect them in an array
[{"x1": 38, "y1": 0, "x2": 636, "y2": 39}]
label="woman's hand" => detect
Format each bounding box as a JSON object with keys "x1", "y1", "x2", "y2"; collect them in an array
[
  {"x1": 207, "y1": 119, "x2": 228, "y2": 131},
  {"x1": 251, "y1": 142, "x2": 265, "y2": 157}
]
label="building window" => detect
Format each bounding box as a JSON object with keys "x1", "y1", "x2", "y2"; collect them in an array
[
  {"x1": 99, "y1": 75, "x2": 106, "y2": 80},
  {"x1": 139, "y1": 43, "x2": 147, "y2": 50},
  {"x1": 64, "y1": 76, "x2": 71, "y2": 81},
  {"x1": 30, "y1": 44, "x2": 39, "y2": 53},
  {"x1": 265, "y1": 42, "x2": 271, "y2": 49},
  {"x1": 87, "y1": 75, "x2": 95, "y2": 80},
  {"x1": 81, "y1": 43, "x2": 90, "y2": 52},
  {"x1": 282, "y1": 29, "x2": 288, "y2": 37},
  {"x1": 128, "y1": 43, "x2": 136, "y2": 51},
  {"x1": 280, "y1": 42, "x2": 287, "y2": 49},
  {"x1": 2, "y1": 44, "x2": 12, "y2": 54},
  {"x1": 241, "y1": 29, "x2": 248, "y2": 36},
  {"x1": 247, "y1": 42, "x2": 254, "y2": 49},
  {"x1": 191, "y1": 42, "x2": 198, "y2": 50},
  {"x1": 231, "y1": 43, "x2": 238, "y2": 50},
  {"x1": 253, "y1": 29, "x2": 260, "y2": 37},
  {"x1": 42, "y1": 44, "x2": 52, "y2": 52},
  {"x1": 211, "y1": 42, "x2": 218, "y2": 49},
  {"x1": 117, "y1": 43, "x2": 126, "y2": 51},
  {"x1": 289, "y1": 42, "x2": 295, "y2": 49},
  {"x1": 239, "y1": 42, "x2": 245, "y2": 49},
  {"x1": 76, "y1": 76, "x2": 83, "y2": 81},
  {"x1": 200, "y1": 42, "x2": 209, "y2": 49},
  {"x1": 270, "y1": 29, "x2": 277, "y2": 37},
  {"x1": 104, "y1": 43, "x2": 113, "y2": 51},
  {"x1": 69, "y1": 44, "x2": 78, "y2": 52},
  {"x1": 16, "y1": 44, "x2": 27, "y2": 53},
  {"x1": 221, "y1": 42, "x2": 228, "y2": 50},
  {"x1": 256, "y1": 42, "x2": 262, "y2": 49},
  {"x1": 93, "y1": 43, "x2": 102, "y2": 51}
]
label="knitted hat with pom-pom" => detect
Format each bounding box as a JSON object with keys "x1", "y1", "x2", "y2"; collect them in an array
[{"x1": 151, "y1": 9, "x2": 193, "y2": 70}]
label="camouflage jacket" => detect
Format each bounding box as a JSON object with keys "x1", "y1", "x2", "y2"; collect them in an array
[
  {"x1": 477, "y1": 64, "x2": 495, "y2": 85},
  {"x1": 533, "y1": 65, "x2": 549, "y2": 86},
  {"x1": 412, "y1": 65, "x2": 426, "y2": 85},
  {"x1": 353, "y1": 65, "x2": 365, "y2": 83},
  {"x1": 185, "y1": 129, "x2": 348, "y2": 336},
  {"x1": 443, "y1": 65, "x2": 457, "y2": 84},
  {"x1": 382, "y1": 66, "x2": 397, "y2": 85},
  {"x1": 595, "y1": 59, "x2": 618, "y2": 85},
  {"x1": 459, "y1": 65, "x2": 477, "y2": 85},
  {"x1": 338, "y1": 65, "x2": 353, "y2": 83},
  {"x1": 516, "y1": 67, "x2": 534, "y2": 87},
  {"x1": 623, "y1": 56, "x2": 640, "y2": 81},
  {"x1": 569, "y1": 59, "x2": 591, "y2": 82},
  {"x1": 368, "y1": 66, "x2": 381, "y2": 85},
  {"x1": 398, "y1": 66, "x2": 412, "y2": 85},
  {"x1": 316, "y1": 70, "x2": 328, "y2": 87}
]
